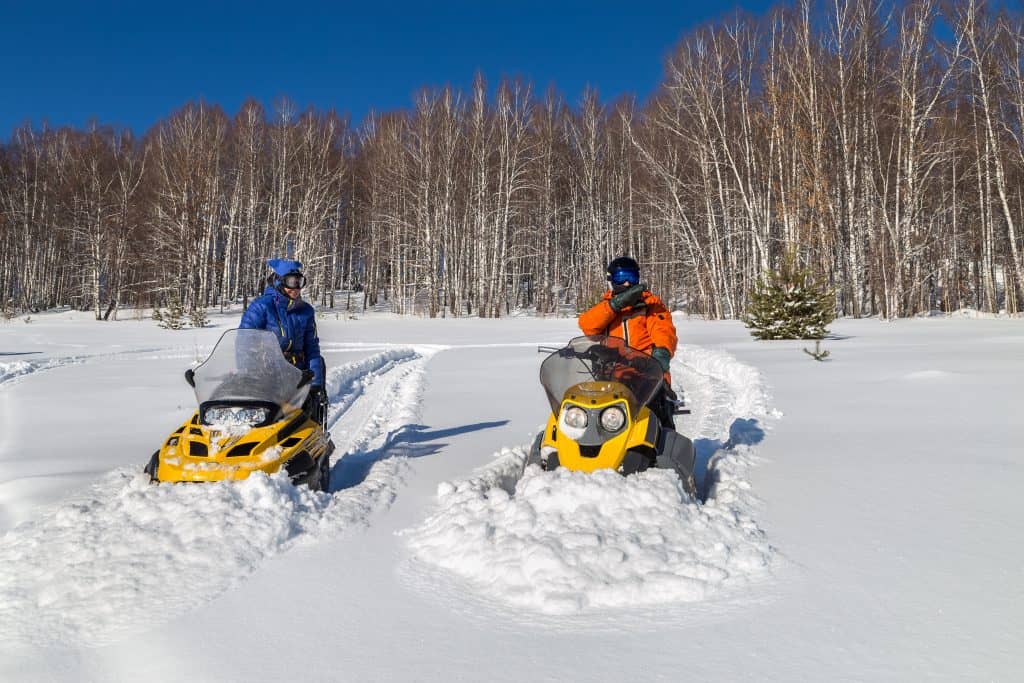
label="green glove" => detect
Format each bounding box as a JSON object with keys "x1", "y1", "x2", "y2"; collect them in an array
[
  {"x1": 609, "y1": 283, "x2": 645, "y2": 311},
  {"x1": 651, "y1": 347, "x2": 671, "y2": 372}
]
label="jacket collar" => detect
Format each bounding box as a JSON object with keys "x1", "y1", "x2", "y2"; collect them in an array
[{"x1": 263, "y1": 285, "x2": 297, "y2": 308}]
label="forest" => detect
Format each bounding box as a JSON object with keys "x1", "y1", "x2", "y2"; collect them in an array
[{"x1": 1, "y1": 0, "x2": 1022, "y2": 320}]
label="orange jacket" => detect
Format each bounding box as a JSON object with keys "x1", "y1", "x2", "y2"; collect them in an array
[{"x1": 578, "y1": 290, "x2": 678, "y2": 378}]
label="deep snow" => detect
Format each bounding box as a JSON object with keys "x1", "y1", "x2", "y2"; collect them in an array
[
  {"x1": 0, "y1": 310, "x2": 1021, "y2": 681},
  {"x1": 404, "y1": 343, "x2": 777, "y2": 615}
]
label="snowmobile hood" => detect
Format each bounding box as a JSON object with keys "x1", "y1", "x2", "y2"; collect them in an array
[{"x1": 150, "y1": 407, "x2": 331, "y2": 487}]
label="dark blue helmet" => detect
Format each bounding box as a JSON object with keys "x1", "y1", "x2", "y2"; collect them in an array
[{"x1": 606, "y1": 256, "x2": 640, "y2": 286}]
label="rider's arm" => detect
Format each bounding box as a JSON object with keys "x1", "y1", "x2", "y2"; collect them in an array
[
  {"x1": 239, "y1": 299, "x2": 267, "y2": 330},
  {"x1": 578, "y1": 297, "x2": 617, "y2": 335},
  {"x1": 645, "y1": 300, "x2": 678, "y2": 356},
  {"x1": 304, "y1": 315, "x2": 325, "y2": 387}
]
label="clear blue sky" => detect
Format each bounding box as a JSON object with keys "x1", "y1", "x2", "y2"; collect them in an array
[{"x1": 2, "y1": 0, "x2": 775, "y2": 138}]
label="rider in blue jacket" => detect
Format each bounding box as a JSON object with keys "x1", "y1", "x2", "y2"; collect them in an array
[{"x1": 240, "y1": 258, "x2": 327, "y2": 423}]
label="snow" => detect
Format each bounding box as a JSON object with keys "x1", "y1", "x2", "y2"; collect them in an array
[
  {"x1": 0, "y1": 346, "x2": 435, "y2": 647},
  {"x1": 407, "y1": 460, "x2": 773, "y2": 614},
  {"x1": 0, "y1": 309, "x2": 1021, "y2": 680},
  {"x1": 0, "y1": 469, "x2": 330, "y2": 646},
  {"x1": 405, "y1": 346, "x2": 776, "y2": 615}
]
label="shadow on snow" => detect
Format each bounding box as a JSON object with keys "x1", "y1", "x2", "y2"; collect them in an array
[
  {"x1": 329, "y1": 420, "x2": 509, "y2": 492},
  {"x1": 693, "y1": 417, "x2": 765, "y2": 502}
]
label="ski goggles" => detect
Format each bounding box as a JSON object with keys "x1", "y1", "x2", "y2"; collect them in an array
[
  {"x1": 607, "y1": 268, "x2": 639, "y2": 286},
  {"x1": 280, "y1": 273, "x2": 307, "y2": 289}
]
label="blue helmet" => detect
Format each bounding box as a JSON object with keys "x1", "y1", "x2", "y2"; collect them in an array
[
  {"x1": 267, "y1": 258, "x2": 303, "y2": 277},
  {"x1": 606, "y1": 256, "x2": 640, "y2": 286},
  {"x1": 267, "y1": 258, "x2": 306, "y2": 290}
]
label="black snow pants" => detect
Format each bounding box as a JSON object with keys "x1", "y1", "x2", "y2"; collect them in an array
[{"x1": 647, "y1": 385, "x2": 677, "y2": 431}]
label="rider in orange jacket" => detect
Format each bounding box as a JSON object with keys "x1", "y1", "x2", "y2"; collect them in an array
[{"x1": 578, "y1": 256, "x2": 679, "y2": 427}]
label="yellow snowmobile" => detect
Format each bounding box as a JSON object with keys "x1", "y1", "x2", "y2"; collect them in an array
[
  {"x1": 144, "y1": 328, "x2": 333, "y2": 490},
  {"x1": 528, "y1": 335, "x2": 696, "y2": 495}
]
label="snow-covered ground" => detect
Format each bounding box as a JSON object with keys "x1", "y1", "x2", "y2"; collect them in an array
[{"x1": 0, "y1": 309, "x2": 1021, "y2": 681}]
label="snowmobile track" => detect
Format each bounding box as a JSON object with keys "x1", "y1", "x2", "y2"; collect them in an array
[
  {"x1": 0, "y1": 346, "x2": 433, "y2": 647},
  {"x1": 403, "y1": 343, "x2": 777, "y2": 617}
]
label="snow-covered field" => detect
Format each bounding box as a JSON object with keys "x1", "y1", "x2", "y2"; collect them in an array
[{"x1": 0, "y1": 310, "x2": 1020, "y2": 681}]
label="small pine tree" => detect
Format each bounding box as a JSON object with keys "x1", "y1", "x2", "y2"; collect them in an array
[
  {"x1": 189, "y1": 306, "x2": 209, "y2": 329},
  {"x1": 743, "y1": 256, "x2": 835, "y2": 340},
  {"x1": 154, "y1": 295, "x2": 185, "y2": 330}
]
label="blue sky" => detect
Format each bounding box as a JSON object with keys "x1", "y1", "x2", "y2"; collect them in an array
[{"x1": 2, "y1": 0, "x2": 774, "y2": 138}]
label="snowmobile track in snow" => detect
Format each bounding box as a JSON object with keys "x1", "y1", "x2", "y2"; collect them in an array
[
  {"x1": 0, "y1": 346, "x2": 434, "y2": 647},
  {"x1": 0, "y1": 345, "x2": 209, "y2": 391},
  {"x1": 404, "y1": 343, "x2": 778, "y2": 616},
  {"x1": 0, "y1": 356, "x2": 86, "y2": 388}
]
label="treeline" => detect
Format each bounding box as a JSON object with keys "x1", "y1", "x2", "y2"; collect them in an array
[{"x1": 2, "y1": 0, "x2": 1023, "y2": 320}]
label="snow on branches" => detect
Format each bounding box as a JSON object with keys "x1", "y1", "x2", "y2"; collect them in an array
[{"x1": 743, "y1": 255, "x2": 835, "y2": 340}]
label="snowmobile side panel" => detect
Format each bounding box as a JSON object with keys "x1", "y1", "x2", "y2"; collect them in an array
[{"x1": 655, "y1": 429, "x2": 696, "y2": 495}]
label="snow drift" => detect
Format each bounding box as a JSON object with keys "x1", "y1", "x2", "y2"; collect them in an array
[
  {"x1": 0, "y1": 347, "x2": 431, "y2": 647},
  {"x1": 404, "y1": 345, "x2": 777, "y2": 614}
]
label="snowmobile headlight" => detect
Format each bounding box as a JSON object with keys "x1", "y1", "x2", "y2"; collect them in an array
[
  {"x1": 240, "y1": 407, "x2": 270, "y2": 425},
  {"x1": 599, "y1": 405, "x2": 626, "y2": 432},
  {"x1": 562, "y1": 405, "x2": 589, "y2": 429},
  {"x1": 204, "y1": 406, "x2": 270, "y2": 427}
]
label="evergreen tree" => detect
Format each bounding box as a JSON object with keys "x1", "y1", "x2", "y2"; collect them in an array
[
  {"x1": 153, "y1": 295, "x2": 185, "y2": 330},
  {"x1": 743, "y1": 256, "x2": 835, "y2": 340},
  {"x1": 189, "y1": 306, "x2": 209, "y2": 329}
]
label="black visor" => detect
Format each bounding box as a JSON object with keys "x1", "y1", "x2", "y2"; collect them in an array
[{"x1": 280, "y1": 273, "x2": 306, "y2": 289}]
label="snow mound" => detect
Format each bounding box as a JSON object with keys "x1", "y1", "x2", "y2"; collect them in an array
[
  {"x1": 676, "y1": 344, "x2": 777, "y2": 430},
  {"x1": 0, "y1": 356, "x2": 83, "y2": 386},
  {"x1": 0, "y1": 347, "x2": 433, "y2": 647},
  {"x1": 406, "y1": 448, "x2": 774, "y2": 615},
  {"x1": 406, "y1": 344, "x2": 778, "y2": 615},
  {"x1": 0, "y1": 469, "x2": 331, "y2": 646},
  {"x1": 944, "y1": 307, "x2": 1023, "y2": 319},
  {"x1": 325, "y1": 347, "x2": 419, "y2": 426}
]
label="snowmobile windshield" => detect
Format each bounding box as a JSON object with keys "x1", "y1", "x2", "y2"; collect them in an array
[
  {"x1": 191, "y1": 329, "x2": 308, "y2": 414},
  {"x1": 538, "y1": 336, "x2": 664, "y2": 415}
]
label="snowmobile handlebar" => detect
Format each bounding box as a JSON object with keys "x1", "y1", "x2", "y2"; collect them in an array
[
  {"x1": 666, "y1": 394, "x2": 691, "y2": 415},
  {"x1": 537, "y1": 344, "x2": 616, "y2": 362}
]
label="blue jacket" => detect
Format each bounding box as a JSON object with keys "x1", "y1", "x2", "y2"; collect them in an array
[{"x1": 240, "y1": 286, "x2": 324, "y2": 387}]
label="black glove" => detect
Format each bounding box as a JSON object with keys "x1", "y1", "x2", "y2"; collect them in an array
[
  {"x1": 609, "y1": 283, "x2": 645, "y2": 311},
  {"x1": 305, "y1": 386, "x2": 327, "y2": 425},
  {"x1": 651, "y1": 347, "x2": 671, "y2": 372}
]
